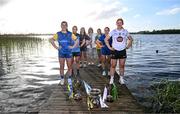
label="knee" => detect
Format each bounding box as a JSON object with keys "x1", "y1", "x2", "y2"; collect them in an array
[
  {"x1": 111, "y1": 64, "x2": 116, "y2": 68},
  {"x1": 75, "y1": 59, "x2": 79, "y2": 63},
  {"x1": 68, "y1": 65, "x2": 72, "y2": 69},
  {"x1": 101, "y1": 58, "x2": 105, "y2": 62},
  {"x1": 60, "y1": 67, "x2": 64, "y2": 70},
  {"x1": 120, "y1": 64, "x2": 125, "y2": 69}
]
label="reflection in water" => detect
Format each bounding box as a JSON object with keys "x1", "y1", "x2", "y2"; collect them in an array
[
  {"x1": 0, "y1": 35, "x2": 61, "y2": 113},
  {"x1": 0, "y1": 34, "x2": 180, "y2": 113}
]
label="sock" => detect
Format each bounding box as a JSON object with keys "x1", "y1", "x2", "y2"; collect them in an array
[
  {"x1": 60, "y1": 75, "x2": 64, "y2": 79},
  {"x1": 120, "y1": 75, "x2": 124, "y2": 78},
  {"x1": 77, "y1": 69, "x2": 79, "y2": 73}
]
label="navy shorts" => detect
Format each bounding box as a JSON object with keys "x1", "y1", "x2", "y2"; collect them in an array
[
  {"x1": 72, "y1": 52, "x2": 80, "y2": 57},
  {"x1": 101, "y1": 47, "x2": 111, "y2": 55},
  {"x1": 59, "y1": 51, "x2": 72, "y2": 58},
  {"x1": 80, "y1": 46, "x2": 87, "y2": 52}
]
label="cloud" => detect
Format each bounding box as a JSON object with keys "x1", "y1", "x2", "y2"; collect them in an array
[
  {"x1": 0, "y1": 0, "x2": 11, "y2": 6},
  {"x1": 156, "y1": 7, "x2": 180, "y2": 15},
  {"x1": 97, "y1": 7, "x2": 128, "y2": 19},
  {"x1": 87, "y1": 1, "x2": 129, "y2": 20},
  {"x1": 133, "y1": 14, "x2": 141, "y2": 18}
]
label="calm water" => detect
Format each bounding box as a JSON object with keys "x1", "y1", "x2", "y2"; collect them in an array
[{"x1": 0, "y1": 34, "x2": 180, "y2": 113}]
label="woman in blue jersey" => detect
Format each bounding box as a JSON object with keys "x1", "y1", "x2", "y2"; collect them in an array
[
  {"x1": 49, "y1": 21, "x2": 78, "y2": 85},
  {"x1": 71, "y1": 26, "x2": 81, "y2": 76},
  {"x1": 105, "y1": 18, "x2": 133, "y2": 85},
  {"x1": 96, "y1": 27, "x2": 111, "y2": 76}
]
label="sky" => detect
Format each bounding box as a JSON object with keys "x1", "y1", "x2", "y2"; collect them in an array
[{"x1": 0, "y1": 0, "x2": 180, "y2": 34}]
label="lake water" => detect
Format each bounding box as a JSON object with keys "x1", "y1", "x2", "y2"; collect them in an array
[{"x1": 0, "y1": 34, "x2": 180, "y2": 113}]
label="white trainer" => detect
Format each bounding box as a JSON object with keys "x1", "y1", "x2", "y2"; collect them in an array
[
  {"x1": 97, "y1": 64, "x2": 101, "y2": 67},
  {"x1": 109, "y1": 76, "x2": 114, "y2": 84},
  {"x1": 83, "y1": 64, "x2": 87, "y2": 67},
  {"x1": 60, "y1": 78, "x2": 65, "y2": 85},
  {"x1": 108, "y1": 71, "x2": 110, "y2": 76},
  {"x1": 80, "y1": 64, "x2": 83, "y2": 68},
  {"x1": 102, "y1": 71, "x2": 106, "y2": 76},
  {"x1": 119, "y1": 76, "x2": 125, "y2": 84}
]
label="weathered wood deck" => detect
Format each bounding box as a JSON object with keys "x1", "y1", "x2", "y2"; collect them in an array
[{"x1": 39, "y1": 66, "x2": 144, "y2": 114}]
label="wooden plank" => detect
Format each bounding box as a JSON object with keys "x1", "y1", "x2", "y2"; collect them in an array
[{"x1": 39, "y1": 65, "x2": 144, "y2": 114}]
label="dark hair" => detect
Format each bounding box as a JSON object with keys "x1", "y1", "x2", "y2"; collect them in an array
[
  {"x1": 116, "y1": 18, "x2": 124, "y2": 25},
  {"x1": 72, "y1": 26, "x2": 78, "y2": 30},
  {"x1": 80, "y1": 27, "x2": 86, "y2": 35},
  {"x1": 104, "y1": 27, "x2": 110, "y2": 31},
  {"x1": 88, "y1": 27, "x2": 93, "y2": 34},
  {"x1": 61, "y1": 21, "x2": 68, "y2": 26},
  {"x1": 97, "y1": 28, "x2": 102, "y2": 35}
]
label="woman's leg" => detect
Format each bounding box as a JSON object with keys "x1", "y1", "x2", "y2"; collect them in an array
[
  {"x1": 97, "y1": 49, "x2": 101, "y2": 67},
  {"x1": 59, "y1": 58, "x2": 65, "y2": 85},
  {"x1": 101, "y1": 55, "x2": 106, "y2": 69},
  {"x1": 71, "y1": 56, "x2": 74, "y2": 66},
  {"x1": 59, "y1": 58, "x2": 65, "y2": 76},
  {"x1": 109, "y1": 59, "x2": 117, "y2": 84},
  {"x1": 119, "y1": 58, "x2": 126, "y2": 76},
  {"x1": 80, "y1": 51, "x2": 84, "y2": 67},
  {"x1": 119, "y1": 58, "x2": 126, "y2": 84},
  {"x1": 87, "y1": 48, "x2": 91, "y2": 65},
  {"x1": 83, "y1": 51, "x2": 87, "y2": 67},
  {"x1": 101, "y1": 54, "x2": 106, "y2": 76},
  {"x1": 75, "y1": 55, "x2": 80, "y2": 75},
  {"x1": 107, "y1": 55, "x2": 111, "y2": 75},
  {"x1": 66, "y1": 58, "x2": 73, "y2": 77}
]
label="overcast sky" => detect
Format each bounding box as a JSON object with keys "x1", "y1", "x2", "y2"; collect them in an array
[{"x1": 0, "y1": 0, "x2": 180, "y2": 34}]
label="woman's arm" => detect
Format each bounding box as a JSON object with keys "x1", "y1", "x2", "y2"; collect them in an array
[
  {"x1": 96, "y1": 39, "x2": 103, "y2": 48},
  {"x1": 86, "y1": 38, "x2": 92, "y2": 46},
  {"x1": 80, "y1": 38, "x2": 85, "y2": 47},
  {"x1": 85, "y1": 35, "x2": 91, "y2": 46},
  {"x1": 105, "y1": 35, "x2": 114, "y2": 50},
  {"x1": 126, "y1": 35, "x2": 133, "y2": 49},
  {"x1": 49, "y1": 37, "x2": 59, "y2": 50},
  {"x1": 69, "y1": 38, "x2": 79, "y2": 49}
]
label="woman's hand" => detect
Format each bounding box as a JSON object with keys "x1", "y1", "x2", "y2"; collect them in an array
[
  {"x1": 68, "y1": 46, "x2": 73, "y2": 49},
  {"x1": 109, "y1": 47, "x2": 115, "y2": 51},
  {"x1": 57, "y1": 46, "x2": 61, "y2": 50}
]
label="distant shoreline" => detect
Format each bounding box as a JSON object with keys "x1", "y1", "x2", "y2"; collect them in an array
[
  {"x1": 131, "y1": 29, "x2": 180, "y2": 34},
  {"x1": 0, "y1": 29, "x2": 180, "y2": 36}
]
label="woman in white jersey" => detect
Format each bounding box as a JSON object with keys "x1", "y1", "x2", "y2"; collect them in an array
[
  {"x1": 105, "y1": 18, "x2": 133, "y2": 84},
  {"x1": 87, "y1": 27, "x2": 96, "y2": 65}
]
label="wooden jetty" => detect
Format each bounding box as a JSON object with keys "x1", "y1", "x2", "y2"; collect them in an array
[{"x1": 39, "y1": 66, "x2": 144, "y2": 114}]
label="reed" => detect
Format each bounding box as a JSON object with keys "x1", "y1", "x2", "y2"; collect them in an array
[{"x1": 151, "y1": 80, "x2": 180, "y2": 113}]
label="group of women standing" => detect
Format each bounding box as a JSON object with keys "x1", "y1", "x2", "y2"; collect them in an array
[{"x1": 50, "y1": 18, "x2": 133, "y2": 86}]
